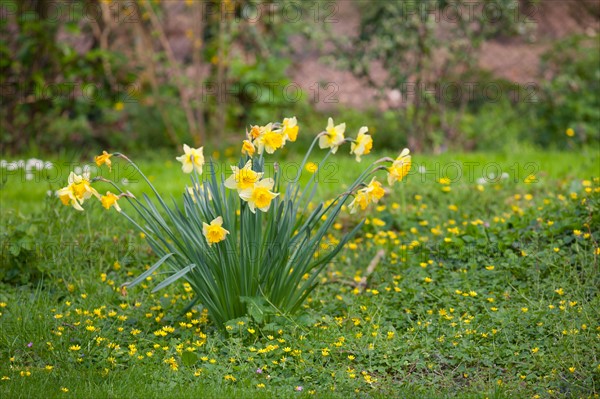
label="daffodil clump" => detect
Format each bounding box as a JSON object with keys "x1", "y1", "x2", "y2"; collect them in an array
[{"x1": 57, "y1": 117, "x2": 411, "y2": 327}]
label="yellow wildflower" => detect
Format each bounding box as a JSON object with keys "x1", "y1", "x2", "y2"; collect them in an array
[
  {"x1": 566, "y1": 128, "x2": 575, "y2": 137},
  {"x1": 305, "y1": 162, "x2": 318, "y2": 174}
]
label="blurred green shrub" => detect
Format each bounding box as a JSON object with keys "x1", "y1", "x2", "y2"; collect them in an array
[
  {"x1": 531, "y1": 35, "x2": 600, "y2": 147},
  {"x1": 333, "y1": 0, "x2": 530, "y2": 151},
  {"x1": 0, "y1": 0, "x2": 136, "y2": 154},
  {"x1": 229, "y1": 56, "x2": 300, "y2": 126}
]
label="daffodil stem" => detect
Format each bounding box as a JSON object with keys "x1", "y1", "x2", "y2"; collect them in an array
[
  {"x1": 116, "y1": 154, "x2": 165, "y2": 206},
  {"x1": 95, "y1": 178, "x2": 151, "y2": 236},
  {"x1": 294, "y1": 132, "x2": 325, "y2": 182},
  {"x1": 374, "y1": 157, "x2": 394, "y2": 164}
]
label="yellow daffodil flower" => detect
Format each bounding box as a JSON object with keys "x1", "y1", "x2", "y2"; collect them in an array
[
  {"x1": 224, "y1": 160, "x2": 263, "y2": 192},
  {"x1": 69, "y1": 171, "x2": 99, "y2": 200},
  {"x1": 282, "y1": 117, "x2": 299, "y2": 142},
  {"x1": 256, "y1": 123, "x2": 285, "y2": 155},
  {"x1": 348, "y1": 190, "x2": 369, "y2": 214},
  {"x1": 350, "y1": 126, "x2": 373, "y2": 162},
  {"x1": 95, "y1": 151, "x2": 112, "y2": 170},
  {"x1": 57, "y1": 171, "x2": 100, "y2": 211},
  {"x1": 241, "y1": 140, "x2": 256, "y2": 156},
  {"x1": 319, "y1": 117, "x2": 345, "y2": 154},
  {"x1": 348, "y1": 177, "x2": 385, "y2": 214},
  {"x1": 176, "y1": 144, "x2": 204, "y2": 174},
  {"x1": 57, "y1": 184, "x2": 84, "y2": 211},
  {"x1": 101, "y1": 192, "x2": 121, "y2": 212},
  {"x1": 249, "y1": 125, "x2": 262, "y2": 140},
  {"x1": 239, "y1": 178, "x2": 279, "y2": 213},
  {"x1": 202, "y1": 216, "x2": 229, "y2": 246},
  {"x1": 366, "y1": 177, "x2": 385, "y2": 202},
  {"x1": 387, "y1": 148, "x2": 411, "y2": 186}
]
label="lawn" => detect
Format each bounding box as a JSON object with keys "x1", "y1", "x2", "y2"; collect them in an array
[{"x1": 1, "y1": 146, "x2": 599, "y2": 398}]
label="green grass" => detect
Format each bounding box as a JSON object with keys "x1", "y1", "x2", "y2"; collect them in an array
[
  {"x1": 1, "y1": 147, "x2": 599, "y2": 398},
  {"x1": 2, "y1": 145, "x2": 598, "y2": 213}
]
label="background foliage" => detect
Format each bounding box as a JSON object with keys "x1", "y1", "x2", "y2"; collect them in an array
[{"x1": 1, "y1": 0, "x2": 598, "y2": 154}]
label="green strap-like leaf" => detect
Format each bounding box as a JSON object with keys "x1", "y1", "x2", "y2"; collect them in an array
[
  {"x1": 124, "y1": 253, "x2": 174, "y2": 288},
  {"x1": 151, "y1": 263, "x2": 196, "y2": 293}
]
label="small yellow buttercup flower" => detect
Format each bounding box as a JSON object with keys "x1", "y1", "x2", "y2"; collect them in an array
[
  {"x1": 224, "y1": 160, "x2": 263, "y2": 192},
  {"x1": 282, "y1": 117, "x2": 299, "y2": 142},
  {"x1": 350, "y1": 126, "x2": 373, "y2": 162},
  {"x1": 566, "y1": 128, "x2": 575, "y2": 137},
  {"x1": 202, "y1": 216, "x2": 229, "y2": 246},
  {"x1": 239, "y1": 178, "x2": 279, "y2": 213},
  {"x1": 101, "y1": 192, "x2": 121, "y2": 212},
  {"x1": 176, "y1": 144, "x2": 205, "y2": 174},
  {"x1": 319, "y1": 117, "x2": 345, "y2": 153},
  {"x1": 387, "y1": 148, "x2": 411, "y2": 186},
  {"x1": 305, "y1": 162, "x2": 318, "y2": 174},
  {"x1": 95, "y1": 151, "x2": 113, "y2": 170}
]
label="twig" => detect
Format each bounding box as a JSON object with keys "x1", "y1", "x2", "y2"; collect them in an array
[{"x1": 358, "y1": 249, "x2": 385, "y2": 292}]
